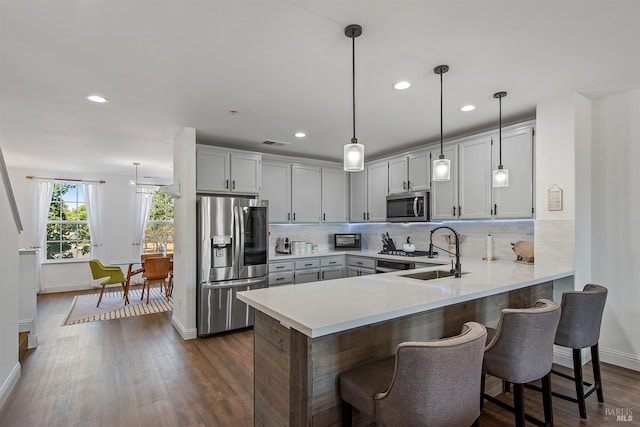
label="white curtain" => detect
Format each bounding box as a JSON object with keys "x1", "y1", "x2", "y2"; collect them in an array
[
  {"x1": 32, "y1": 180, "x2": 54, "y2": 292},
  {"x1": 83, "y1": 183, "x2": 103, "y2": 260},
  {"x1": 132, "y1": 185, "x2": 155, "y2": 258}
]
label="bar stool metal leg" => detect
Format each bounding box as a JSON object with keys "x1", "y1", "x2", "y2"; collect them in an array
[
  {"x1": 591, "y1": 343, "x2": 604, "y2": 403},
  {"x1": 572, "y1": 348, "x2": 587, "y2": 420}
]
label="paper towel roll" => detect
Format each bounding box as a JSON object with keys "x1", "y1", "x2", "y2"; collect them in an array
[{"x1": 486, "y1": 235, "x2": 493, "y2": 259}]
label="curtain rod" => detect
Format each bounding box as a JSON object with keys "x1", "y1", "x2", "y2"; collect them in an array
[{"x1": 26, "y1": 175, "x2": 106, "y2": 184}]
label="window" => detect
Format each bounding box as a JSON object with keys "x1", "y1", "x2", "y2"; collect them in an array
[
  {"x1": 143, "y1": 188, "x2": 174, "y2": 254},
  {"x1": 46, "y1": 183, "x2": 91, "y2": 260}
]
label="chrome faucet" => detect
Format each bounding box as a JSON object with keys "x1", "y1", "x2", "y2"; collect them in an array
[{"x1": 428, "y1": 226, "x2": 462, "y2": 278}]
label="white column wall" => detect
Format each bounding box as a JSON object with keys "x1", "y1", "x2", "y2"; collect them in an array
[
  {"x1": 0, "y1": 163, "x2": 20, "y2": 409},
  {"x1": 591, "y1": 89, "x2": 640, "y2": 370},
  {"x1": 170, "y1": 127, "x2": 197, "y2": 339}
]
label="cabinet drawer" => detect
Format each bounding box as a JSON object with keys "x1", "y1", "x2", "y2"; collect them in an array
[
  {"x1": 269, "y1": 271, "x2": 294, "y2": 286},
  {"x1": 270, "y1": 261, "x2": 294, "y2": 272},
  {"x1": 295, "y1": 258, "x2": 320, "y2": 269},
  {"x1": 321, "y1": 256, "x2": 344, "y2": 267},
  {"x1": 294, "y1": 269, "x2": 320, "y2": 284},
  {"x1": 347, "y1": 257, "x2": 375, "y2": 269}
]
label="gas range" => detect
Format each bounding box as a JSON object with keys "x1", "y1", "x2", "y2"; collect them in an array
[{"x1": 378, "y1": 250, "x2": 431, "y2": 257}]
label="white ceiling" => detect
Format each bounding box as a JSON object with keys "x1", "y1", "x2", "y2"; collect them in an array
[{"x1": 1, "y1": 0, "x2": 639, "y2": 179}]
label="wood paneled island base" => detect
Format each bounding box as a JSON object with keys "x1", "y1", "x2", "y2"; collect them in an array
[{"x1": 253, "y1": 281, "x2": 552, "y2": 426}]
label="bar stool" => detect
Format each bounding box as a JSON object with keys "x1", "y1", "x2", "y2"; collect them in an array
[
  {"x1": 481, "y1": 299, "x2": 561, "y2": 427},
  {"x1": 339, "y1": 322, "x2": 487, "y2": 427},
  {"x1": 542, "y1": 284, "x2": 607, "y2": 420}
]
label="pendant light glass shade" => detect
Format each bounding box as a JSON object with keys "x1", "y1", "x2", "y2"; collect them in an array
[
  {"x1": 432, "y1": 65, "x2": 450, "y2": 182},
  {"x1": 343, "y1": 24, "x2": 364, "y2": 172},
  {"x1": 492, "y1": 91, "x2": 509, "y2": 187},
  {"x1": 492, "y1": 166, "x2": 509, "y2": 187},
  {"x1": 433, "y1": 156, "x2": 451, "y2": 181},
  {"x1": 344, "y1": 142, "x2": 364, "y2": 171}
]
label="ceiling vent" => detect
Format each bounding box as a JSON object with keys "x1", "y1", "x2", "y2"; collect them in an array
[{"x1": 262, "y1": 140, "x2": 290, "y2": 147}]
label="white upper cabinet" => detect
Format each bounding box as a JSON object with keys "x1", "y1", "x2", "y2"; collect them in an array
[
  {"x1": 458, "y1": 136, "x2": 492, "y2": 219},
  {"x1": 367, "y1": 161, "x2": 389, "y2": 222},
  {"x1": 408, "y1": 150, "x2": 430, "y2": 192},
  {"x1": 388, "y1": 150, "x2": 430, "y2": 195},
  {"x1": 291, "y1": 164, "x2": 321, "y2": 223},
  {"x1": 492, "y1": 125, "x2": 534, "y2": 218},
  {"x1": 321, "y1": 168, "x2": 348, "y2": 222},
  {"x1": 349, "y1": 169, "x2": 368, "y2": 222},
  {"x1": 196, "y1": 146, "x2": 261, "y2": 195},
  {"x1": 430, "y1": 145, "x2": 459, "y2": 220},
  {"x1": 261, "y1": 160, "x2": 291, "y2": 223}
]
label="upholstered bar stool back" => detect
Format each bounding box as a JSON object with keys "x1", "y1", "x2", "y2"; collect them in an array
[
  {"x1": 339, "y1": 321, "x2": 487, "y2": 427},
  {"x1": 482, "y1": 299, "x2": 561, "y2": 427},
  {"x1": 553, "y1": 284, "x2": 608, "y2": 419}
]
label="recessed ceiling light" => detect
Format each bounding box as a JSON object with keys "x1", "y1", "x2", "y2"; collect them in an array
[
  {"x1": 393, "y1": 81, "x2": 411, "y2": 90},
  {"x1": 294, "y1": 132, "x2": 306, "y2": 138},
  {"x1": 87, "y1": 95, "x2": 109, "y2": 103},
  {"x1": 460, "y1": 105, "x2": 476, "y2": 112}
]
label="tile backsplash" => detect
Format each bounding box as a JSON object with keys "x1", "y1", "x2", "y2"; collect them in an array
[{"x1": 269, "y1": 220, "x2": 534, "y2": 261}]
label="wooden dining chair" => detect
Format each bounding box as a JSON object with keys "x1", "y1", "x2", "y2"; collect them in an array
[{"x1": 140, "y1": 256, "x2": 171, "y2": 304}]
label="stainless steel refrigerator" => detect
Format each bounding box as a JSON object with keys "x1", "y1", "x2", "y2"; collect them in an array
[{"x1": 197, "y1": 196, "x2": 269, "y2": 336}]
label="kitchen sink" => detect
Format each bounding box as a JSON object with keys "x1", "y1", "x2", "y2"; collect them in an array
[{"x1": 400, "y1": 270, "x2": 466, "y2": 280}]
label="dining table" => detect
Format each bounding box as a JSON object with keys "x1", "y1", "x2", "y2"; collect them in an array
[{"x1": 110, "y1": 259, "x2": 145, "y2": 304}]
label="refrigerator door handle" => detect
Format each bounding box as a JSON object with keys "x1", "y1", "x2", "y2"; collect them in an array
[
  {"x1": 201, "y1": 277, "x2": 266, "y2": 290},
  {"x1": 238, "y1": 205, "x2": 246, "y2": 272},
  {"x1": 233, "y1": 205, "x2": 242, "y2": 276}
]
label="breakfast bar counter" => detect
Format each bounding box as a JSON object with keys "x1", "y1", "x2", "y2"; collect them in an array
[{"x1": 238, "y1": 259, "x2": 573, "y2": 426}]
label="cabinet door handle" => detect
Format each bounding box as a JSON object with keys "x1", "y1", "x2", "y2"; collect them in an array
[
  {"x1": 305, "y1": 263, "x2": 313, "y2": 266},
  {"x1": 407, "y1": 180, "x2": 412, "y2": 190},
  {"x1": 453, "y1": 206, "x2": 456, "y2": 216},
  {"x1": 321, "y1": 271, "x2": 324, "y2": 279},
  {"x1": 458, "y1": 205, "x2": 462, "y2": 216},
  {"x1": 323, "y1": 213, "x2": 326, "y2": 221},
  {"x1": 367, "y1": 212, "x2": 370, "y2": 220},
  {"x1": 329, "y1": 261, "x2": 336, "y2": 265},
  {"x1": 403, "y1": 181, "x2": 407, "y2": 190},
  {"x1": 494, "y1": 204, "x2": 498, "y2": 215},
  {"x1": 226, "y1": 179, "x2": 229, "y2": 189},
  {"x1": 363, "y1": 212, "x2": 366, "y2": 221},
  {"x1": 232, "y1": 180, "x2": 236, "y2": 190},
  {"x1": 276, "y1": 265, "x2": 285, "y2": 269},
  {"x1": 293, "y1": 213, "x2": 296, "y2": 221},
  {"x1": 276, "y1": 277, "x2": 285, "y2": 281},
  {"x1": 287, "y1": 213, "x2": 291, "y2": 221},
  {"x1": 317, "y1": 272, "x2": 320, "y2": 280}
]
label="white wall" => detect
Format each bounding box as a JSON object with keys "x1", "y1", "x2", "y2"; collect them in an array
[
  {"x1": 170, "y1": 127, "x2": 197, "y2": 339},
  {"x1": 8, "y1": 168, "x2": 139, "y2": 292},
  {"x1": 0, "y1": 160, "x2": 21, "y2": 409},
  {"x1": 591, "y1": 88, "x2": 640, "y2": 370}
]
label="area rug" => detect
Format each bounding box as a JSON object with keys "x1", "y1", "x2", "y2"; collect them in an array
[{"x1": 62, "y1": 287, "x2": 172, "y2": 326}]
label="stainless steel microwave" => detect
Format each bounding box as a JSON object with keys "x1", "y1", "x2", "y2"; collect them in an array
[
  {"x1": 334, "y1": 233, "x2": 361, "y2": 249},
  {"x1": 386, "y1": 191, "x2": 430, "y2": 222}
]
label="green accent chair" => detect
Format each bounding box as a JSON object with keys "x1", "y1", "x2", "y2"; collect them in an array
[{"x1": 88, "y1": 259, "x2": 128, "y2": 307}]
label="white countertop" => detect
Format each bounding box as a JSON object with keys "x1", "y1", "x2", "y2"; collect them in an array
[{"x1": 238, "y1": 257, "x2": 574, "y2": 338}]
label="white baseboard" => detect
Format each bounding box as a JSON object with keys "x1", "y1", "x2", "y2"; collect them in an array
[
  {"x1": 553, "y1": 346, "x2": 591, "y2": 368},
  {"x1": 0, "y1": 363, "x2": 21, "y2": 410},
  {"x1": 600, "y1": 347, "x2": 640, "y2": 372},
  {"x1": 171, "y1": 315, "x2": 198, "y2": 340}
]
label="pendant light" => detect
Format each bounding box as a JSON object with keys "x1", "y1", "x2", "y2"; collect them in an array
[
  {"x1": 343, "y1": 24, "x2": 364, "y2": 172},
  {"x1": 492, "y1": 91, "x2": 509, "y2": 187},
  {"x1": 432, "y1": 65, "x2": 450, "y2": 181},
  {"x1": 130, "y1": 162, "x2": 156, "y2": 195}
]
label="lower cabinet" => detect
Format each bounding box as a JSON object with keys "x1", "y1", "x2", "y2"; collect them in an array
[
  {"x1": 346, "y1": 256, "x2": 376, "y2": 276},
  {"x1": 270, "y1": 256, "x2": 345, "y2": 285}
]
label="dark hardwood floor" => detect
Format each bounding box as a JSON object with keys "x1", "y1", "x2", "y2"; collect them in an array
[{"x1": 0, "y1": 289, "x2": 637, "y2": 426}]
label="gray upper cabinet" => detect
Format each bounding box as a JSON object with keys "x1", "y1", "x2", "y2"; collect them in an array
[
  {"x1": 367, "y1": 161, "x2": 389, "y2": 222},
  {"x1": 196, "y1": 146, "x2": 261, "y2": 195},
  {"x1": 458, "y1": 136, "x2": 492, "y2": 219},
  {"x1": 492, "y1": 125, "x2": 534, "y2": 218},
  {"x1": 291, "y1": 164, "x2": 321, "y2": 223},
  {"x1": 261, "y1": 160, "x2": 291, "y2": 223},
  {"x1": 321, "y1": 167, "x2": 348, "y2": 222},
  {"x1": 349, "y1": 168, "x2": 368, "y2": 222},
  {"x1": 430, "y1": 145, "x2": 459, "y2": 220},
  {"x1": 388, "y1": 150, "x2": 430, "y2": 195}
]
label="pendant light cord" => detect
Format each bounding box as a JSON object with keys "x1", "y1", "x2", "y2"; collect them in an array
[
  {"x1": 439, "y1": 70, "x2": 443, "y2": 156},
  {"x1": 351, "y1": 34, "x2": 357, "y2": 144},
  {"x1": 499, "y1": 94, "x2": 502, "y2": 166}
]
